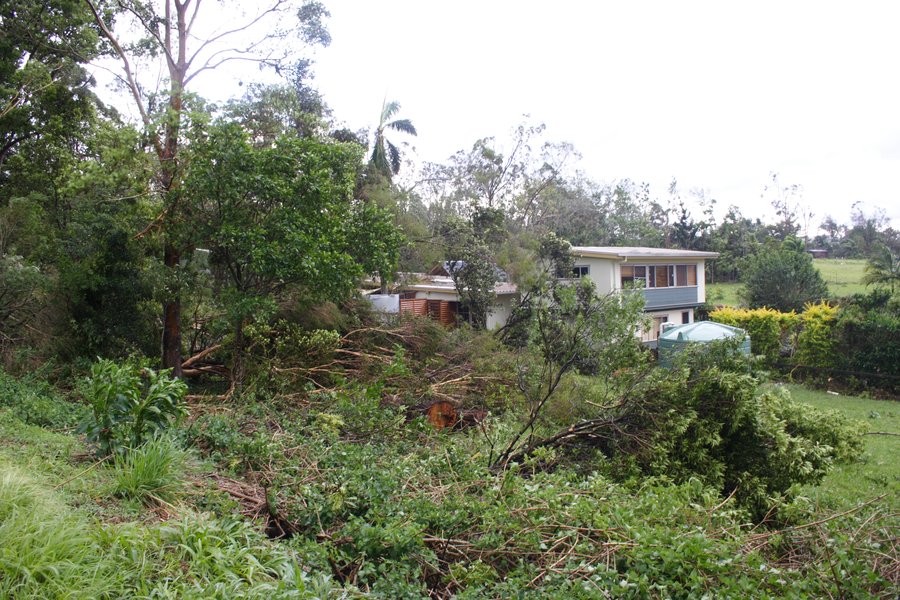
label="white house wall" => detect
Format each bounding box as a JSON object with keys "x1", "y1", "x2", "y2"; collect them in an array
[
  {"x1": 697, "y1": 259, "x2": 706, "y2": 303},
  {"x1": 571, "y1": 256, "x2": 617, "y2": 294},
  {"x1": 487, "y1": 295, "x2": 515, "y2": 330},
  {"x1": 413, "y1": 289, "x2": 516, "y2": 330}
]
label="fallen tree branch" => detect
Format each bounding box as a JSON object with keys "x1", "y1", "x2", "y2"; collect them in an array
[{"x1": 182, "y1": 344, "x2": 223, "y2": 369}]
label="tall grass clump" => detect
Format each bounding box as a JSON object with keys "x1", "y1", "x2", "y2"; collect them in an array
[
  {"x1": 0, "y1": 468, "x2": 115, "y2": 599},
  {"x1": 113, "y1": 435, "x2": 189, "y2": 506}
]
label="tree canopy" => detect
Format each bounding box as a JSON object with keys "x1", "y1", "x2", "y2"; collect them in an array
[{"x1": 741, "y1": 238, "x2": 829, "y2": 312}]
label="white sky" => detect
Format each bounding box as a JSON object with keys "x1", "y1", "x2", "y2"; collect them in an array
[
  {"x1": 97, "y1": 0, "x2": 900, "y2": 229},
  {"x1": 313, "y1": 0, "x2": 900, "y2": 228}
]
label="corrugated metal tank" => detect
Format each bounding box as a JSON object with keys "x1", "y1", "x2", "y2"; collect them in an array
[{"x1": 658, "y1": 321, "x2": 751, "y2": 368}]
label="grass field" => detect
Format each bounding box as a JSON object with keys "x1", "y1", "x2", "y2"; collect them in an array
[
  {"x1": 786, "y1": 384, "x2": 900, "y2": 510},
  {"x1": 708, "y1": 258, "x2": 870, "y2": 307},
  {"x1": 814, "y1": 258, "x2": 869, "y2": 297},
  {"x1": 707, "y1": 282, "x2": 743, "y2": 306}
]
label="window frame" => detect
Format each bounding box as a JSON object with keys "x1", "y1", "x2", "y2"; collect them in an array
[
  {"x1": 621, "y1": 263, "x2": 699, "y2": 288},
  {"x1": 571, "y1": 265, "x2": 590, "y2": 279}
]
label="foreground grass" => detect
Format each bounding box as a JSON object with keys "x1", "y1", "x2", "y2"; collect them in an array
[
  {"x1": 787, "y1": 384, "x2": 900, "y2": 510},
  {"x1": 0, "y1": 409, "x2": 343, "y2": 599},
  {"x1": 2, "y1": 368, "x2": 897, "y2": 598}
]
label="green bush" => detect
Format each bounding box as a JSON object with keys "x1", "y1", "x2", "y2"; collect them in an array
[
  {"x1": 833, "y1": 291, "x2": 900, "y2": 392},
  {"x1": 795, "y1": 302, "x2": 838, "y2": 368},
  {"x1": 710, "y1": 306, "x2": 798, "y2": 364},
  {"x1": 79, "y1": 359, "x2": 187, "y2": 456},
  {"x1": 740, "y1": 239, "x2": 829, "y2": 312},
  {"x1": 590, "y1": 344, "x2": 864, "y2": 520},
  {"x1": 113, "y1": 436, "x2": 189, "y2": 506},
  {"x1": 0, "y1": 369, "x2": 86, "y2": 428}
]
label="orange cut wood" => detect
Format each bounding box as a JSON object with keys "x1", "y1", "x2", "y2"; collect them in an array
[{"x1": 425, "y1": 401, "x2": 458, "y2": 429}]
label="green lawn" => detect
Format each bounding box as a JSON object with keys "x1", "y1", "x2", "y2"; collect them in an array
[
  {"x1": 786, "y1": 384, "x2": 900, "y2": 510},
  {"x1": 707, "y1": 282, "x2": 742, "y2": 306},
  {"x1": 813, "y1": 258, "x2": 869, "y2": 297},
  {"x1": 707, "y1": 258, "x2": 870, "y2": 307}
]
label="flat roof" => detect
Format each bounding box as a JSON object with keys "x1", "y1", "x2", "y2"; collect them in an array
[
  {"x1": 397, "y1": 275, "x2": 517, "y2": 295},
  {"x1": 571, "y1": 246, "x2": 719, "y2": 260}
]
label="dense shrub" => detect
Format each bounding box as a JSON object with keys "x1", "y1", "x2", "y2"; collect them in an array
[
  {"x1": 833, "y1": 291, "x2": 900, "y2": 392},
  {"x1": 740, "y1": 239, "x2": 829, "y2": 312},
  {"x1": 0, "y1": 369, "x2": 86, "y2": 428},
  {"x1": 710, "y1": 306, "x2": 799, "y2": 364},
  {"x1": 591, "y1": 346, "x2": 863, "y2": 519},
  {"x1": 237, "y1": 407, "x2": 886, "y2": 598},
  {"x1": 794, "y1": 301, "x2": 838, "y2": 368}
]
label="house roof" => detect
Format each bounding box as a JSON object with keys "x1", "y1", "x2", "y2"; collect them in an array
[
  {"x1": 571, "y1": 246, "x2": 719, "y2": 260},
  {"x1": 429, "y1": 261, "x2": 509, "y2": 282},
  {"x1": 396, "y1": 274, "x2": 517, "y2": 296}
]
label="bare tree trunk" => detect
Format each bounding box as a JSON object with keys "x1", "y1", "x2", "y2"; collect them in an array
[
  {"x1": 162, "y1": 244, "x2": 183, "y2": 377},
  {"x1": 231, "y1": 319, "x2": 246, "y2": 395}
]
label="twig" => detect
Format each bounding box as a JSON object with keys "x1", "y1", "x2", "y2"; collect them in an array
[
  {"x1": 749, "y1": 494, "x2": 888, "y2": 543},
  {"x1": 53, "y1": 454, "x2": 111, "y2": 490}
]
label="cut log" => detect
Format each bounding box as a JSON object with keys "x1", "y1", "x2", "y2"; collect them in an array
[{"x1": 425, "y1": 400, "x2": 458, "y2": 429}]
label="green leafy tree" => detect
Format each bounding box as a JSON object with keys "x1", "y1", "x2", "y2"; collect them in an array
[
  {"x1": 440, "y1": 214, "x2": 500, "y2": 329},
  {"x1": 85, "y1": 0, "x2": 331, "y2": 375},
  {"x1": 186, "y1": 123, "x2": 400, "y2": 386},
  {"x1": 493, "y1": 274, "x2": 647, "y2": 467},
  {"x1": 707, "y1": 206, "x2": 765, "y2": 282},
  {"x1": 369, "y1": 99, "x2": 417, "y2": 181},
  {"x1": 420, "y1": 122, "x2": 575, "y2": 224},
  {"x1": 741, "y1": 238, "x2": 828, "y2": 312},
  {"x1": 0, "y1": 0, "x2": 98, "y2": 176},
  {"x1": 847, "y1": 203, "x2": 889, "y2": 257},
  {"x1": 223, "y1": 62, "x2": 332, "y2": 145},
  {"x1": 862, "y1": 245, "x2": 900, "y2": 293}
]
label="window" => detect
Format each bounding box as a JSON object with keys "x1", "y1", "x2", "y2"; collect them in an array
[
  {"x1": 621, "y1": 263, "x2": 698, "y2": 288},
  {"x1": 673, "y1": 264, "x2": 697, "y2": 286},
  {"x1": 682, "y1": 311, "x2": 690, "y2": 324},
  {"x1": 572, "y1": 265, "x2": 589, "y2": 278},
  {"x1": 621, "y1": 265, "x2": 646, "y2": 287},
  {"x1": 654, "y1": 265, "x2": 673, "y2": 287}
]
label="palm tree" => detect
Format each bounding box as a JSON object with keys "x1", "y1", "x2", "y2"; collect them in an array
[
  {"x1": 862, "y1": 245, "x2": 900, "y2": 293},
  {"x1": 370, "y1": 99, "x2": 417, "y2": 181}
]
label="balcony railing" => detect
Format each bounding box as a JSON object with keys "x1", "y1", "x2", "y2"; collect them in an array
[{"x1": 643, "y1": 286, "x2": 699, "y2": 309}]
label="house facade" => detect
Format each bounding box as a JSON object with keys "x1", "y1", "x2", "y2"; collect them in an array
[
  {"x1": 396, "y1": 275, "x2": 517, "y2": 329},
  {"x1": 569, "y1": 246, "x2": 719, "y2": 343},
  {"x1": 367, "y1": 272, "x2": 517, "y2": 330}
]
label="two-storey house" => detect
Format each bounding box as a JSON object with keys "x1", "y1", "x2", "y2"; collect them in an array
[{"x1": 569, "y1": 246, "x2": 719, "y2": 344}]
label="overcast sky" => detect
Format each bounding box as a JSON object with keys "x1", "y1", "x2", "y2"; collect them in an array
[
  {"x1": 97, "y1": 1, "x2": 900, "y2": 229},
  {"x1": 305, "y1": 0, "x2": 900, "y2": 228}
]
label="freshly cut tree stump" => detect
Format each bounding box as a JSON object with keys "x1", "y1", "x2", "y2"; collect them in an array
[{"x1": 426, "y1": 401, "x2": 458, "y2": 429}]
